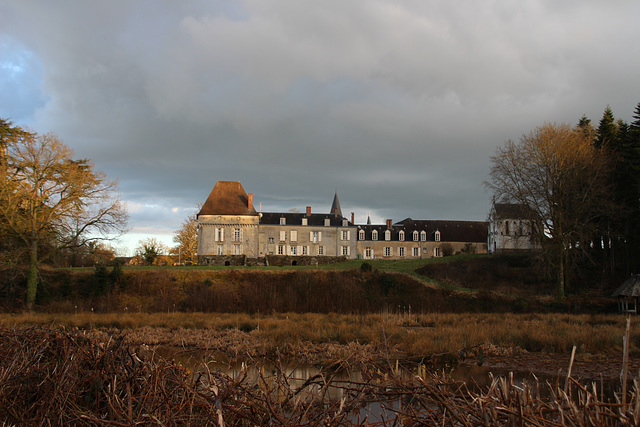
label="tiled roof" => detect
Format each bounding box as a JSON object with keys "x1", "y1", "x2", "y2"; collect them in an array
[
  {"x1": 612, "y1": 275, "x2": 640, "y2": 297},
  {"x1": 358, "y1": 218, "x2": 488, "y2": 242},
  {"x1": 260, "y1": 212, "x2": 349, "y2": 227},
  {"x1": 198, "y1": 181, "x2": 258, "y2": 216},
  {"x1": 492, "y1": 203, "x2": 532, "y2": 219}
]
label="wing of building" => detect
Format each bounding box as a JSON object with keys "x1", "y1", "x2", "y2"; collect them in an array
[
  {"x1": 487, "y1": 202, "x2": 541, "y2": 254},
  {"x1": 197, "y1": 181, "x2": 489, "y2": 266}
]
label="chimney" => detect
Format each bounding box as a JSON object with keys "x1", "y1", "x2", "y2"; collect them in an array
[
  {"x1": 351, "y1": 212, "x2": 355, "y2": 224},
  {"x1": 248, "y1": 193, "x2": 253, "y2": 210},
  {"x1": 306, "y1": 206, "x2": 311, "y2": 216},
  {"x1": 386, "y1": 219, "x2": 392, "y2": 228}
]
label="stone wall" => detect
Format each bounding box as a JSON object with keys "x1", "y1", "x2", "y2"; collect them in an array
[{"x1": 197, "y1": 255, "x2": 349, "y2": 267}]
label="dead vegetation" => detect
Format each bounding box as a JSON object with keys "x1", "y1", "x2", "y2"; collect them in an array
[{"x1": 1, "y1": 326, "x2": 640, "y2": 426}]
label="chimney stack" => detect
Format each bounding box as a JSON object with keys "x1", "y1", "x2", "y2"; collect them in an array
[
  {"x1": 351, "y1": 212, "x2": 355, "y2": 224},
  {"x1": 386, "y1": 219, "x2": 392, "y2": 228},
  {"x1": 248, "y1": 193, "x2": 253, "y2": 210},
  {"x1": 306, "y1": 206, "x2": 311, "y2": 216}
]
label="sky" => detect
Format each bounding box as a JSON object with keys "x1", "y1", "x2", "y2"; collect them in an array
[{"x1": 1, "y1": 1, "x2": 640, "y2": 256}]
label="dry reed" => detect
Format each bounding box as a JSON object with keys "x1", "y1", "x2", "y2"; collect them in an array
[{"x1": 1, "y1": 326, "x2": 639, "y2": 426}]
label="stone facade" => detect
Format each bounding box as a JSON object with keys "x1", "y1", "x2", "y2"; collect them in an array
[
  {"x1": 487, "y1": 203, "x2": 541, "y2": 254},
  {"x1": 356, "y1": 218, "x2": 488, "y2": 260}
]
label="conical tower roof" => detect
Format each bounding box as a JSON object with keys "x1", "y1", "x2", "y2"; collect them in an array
[{"x1": 330, "y1": 191, "x2": 343, "y2": 217}]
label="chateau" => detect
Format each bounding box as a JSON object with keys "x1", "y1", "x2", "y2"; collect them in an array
[{"x1": 196, "y1": 181, "x2": 489, "y2": 265}]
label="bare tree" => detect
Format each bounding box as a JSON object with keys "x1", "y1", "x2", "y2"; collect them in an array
[
  {"x1": 172, "y1": 208, "x2": 199, "y2": 265},
  {"x1": 0, "y1": 128, "x2": 128, "y2": 308},
  {"x1": 486, "y1": 123, "x2": 613, "y2": 297}
]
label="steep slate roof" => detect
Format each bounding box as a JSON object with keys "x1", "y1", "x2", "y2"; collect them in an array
[
  {"x1": 358, "y1": 218, "x2": 488, "y2": 242},
  {"x1": 330, "y1": 191, "x2": 343, "y2": 217},
  {"x1": 612, "y1": 275, "x2": 640, "y2": 297},
  {"x1": 492, "y1": 203, "x2": 532, "y2": 219},
  {"x1": 198, "y1": 181, "x2": 258, "y2": 217},
  {"x1": 260, "y1": 212, "x2": 349, "y2": 227}
]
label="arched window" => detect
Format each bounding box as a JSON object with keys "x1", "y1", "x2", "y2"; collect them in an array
[
  {"x1": 420, "y1": 230, "x2": 427, "y2": 241},
  {"x1": 372, "y1": 230, "x2": 378, "y2": 241},
  {"x1": 358, "y1": 229, "x2": 365, "y2": 240},
  {"x1": 398, "y1": 230, "x2": 405, "y2": 241},
  {"x1": 384, "y1": 230, "x2": 391, "y2": 241},
  {"x1": 435, "y1": 230, "x2": 441, "y2": 242},
  {"x1": 413, "y1": 231, "x2": 419, "y2": 241}
]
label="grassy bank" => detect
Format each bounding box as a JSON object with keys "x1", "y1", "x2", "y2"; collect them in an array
[{"x1": 2, "y1": 312, "x2": 637, "y2": 357}]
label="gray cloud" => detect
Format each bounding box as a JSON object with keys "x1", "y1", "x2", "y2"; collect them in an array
[{"x1": 1, "y1": 0, "x2": 639, "y2": 252}]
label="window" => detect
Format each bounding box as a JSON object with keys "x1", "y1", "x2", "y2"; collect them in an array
[
  {"x1": 217, "y1": 245, "x2": 224, "y2": 255},
  {"x1": 365, "y1": 247, "x2": 372, "y2": 259},
  {"x1": 268, "y1": 237, "x2": 274, "y2": 243},
  {"x1": 342, "y1": 219, "x2": 348, "y2": 227},
  {"x1": 279, "y1": 231, "x2": 286, "y2": 242},
  {"x1": 384, "y1": 230, "x2": 391, "y2": 241},
  {"x1": 234, "y1": 245, "x2": 241, "y2": 255},
  {"x1": 277, "y1": 245, "x2": 284, "y2": 255},
  {"x1": 384, "y1": 247, "x2": 391, "y2": 257},
  {"x1": 311, "y1": 231, "x2": 321, "y2": 243},
  {"x1": 358, "y1": 229, "x2": 365, "y2": 240},
  {"x1": 413, "y1": 247, "x2": 420, "y2": 257},
  {"x1": 342, "y1": 246, "x2": 349, "y2": 256},
  {"x1": 413, "y1": 231, "x2": 419, "y2": 241},
  {"x1": 435, "y1": 230, "x2": 441, "y2": 242},
  {"x1": 372, "y1": 230, "x2": 378, "y2": 241},
  {"x1": 324, "y1": 218, "x2": 330, "y2": 226},
  {"x1": 399, "y1": 230, "x2": 405, "y2": 241},
  {"x1": 318, "y1": 246, "x2": 324, "y2": 255},
  {"x1": 215, "y1": 227, "x2": 224, "y2": 242},
  {"x1": 341, "y1": 230, "x2": 350, "y2": 240},
  {"x1": 420, "y1": 230, "x2": 426, "y2": 241},
  {"x1": 399, "y1": 247, "x2": 405, "y2": 257},
  {"x1": 290, "y1": 230, "x2": 297, "y2": 242},
  {"x1": 504, "y1": 221, "x2": 509, "y2": 235},
  {"x1": 280, "y1": 217, "x2": 286, "y2": 225},
  {"x1": 290, "y1": 246, "x2": 297, "y2": 255},
  {"x1": 302, "y1": 218, "x2": 308, "y2": 226},
  {"x1": 234, "y1": 228, "x2": 241, "y2": 242},
  {"x1": 302, "y1": 246, "x2": 308, "y2": 255},
  {"x1": 434, "y1": 247, "x2": 441, "y2": 257}
]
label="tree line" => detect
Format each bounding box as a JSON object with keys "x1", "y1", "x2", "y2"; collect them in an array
[
  {"x1": 0, "y1": 119, "x2": 127, "y2": 309},
  {"x1": 486, "y1": 102, "x2": 640, "y2": 297}
]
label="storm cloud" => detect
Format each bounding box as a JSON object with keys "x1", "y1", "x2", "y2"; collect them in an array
[{"x1": 1, "y1": 0, "x2": 639, "y2": 254}]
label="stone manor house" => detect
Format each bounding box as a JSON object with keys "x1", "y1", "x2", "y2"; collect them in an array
[{"x1": 196, "y1": 181, "x2": 496, "y2": 266}]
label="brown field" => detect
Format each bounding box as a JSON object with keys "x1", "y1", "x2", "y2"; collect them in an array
[{"x1": 1, "y1": 311, "x2": 638, "y2": 380}]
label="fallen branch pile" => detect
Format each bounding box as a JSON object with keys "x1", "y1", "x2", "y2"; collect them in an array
[{"x1": 0, "y1": 326, "x2": 639, "y2": 425}]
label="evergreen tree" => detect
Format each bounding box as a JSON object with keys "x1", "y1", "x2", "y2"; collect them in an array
[{"x1": 595, "y1": 106, "x2": 618, "y2": 149}]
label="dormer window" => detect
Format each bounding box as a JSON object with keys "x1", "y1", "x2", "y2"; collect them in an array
[
  {"x1": 384, "y1": 230, "x2": 391, "y2": 241},
  {"x1": 358, "y1": 229, "x2": 365, "y2": 240},
  {"x1": 435, "y1": 230, "x2": 441, "y2": 242},
  {"x1": 280, "y1": 217, "x2": 286, "y2": 225},
  {"x1": 342, "y1": 219, "x2": 348, "y2": 227},
  {"x1": 420, "y1": 230, "x2": 427, "y2": 241},
  {"x1": 372, "y1": 230, "x2": 378, "y2": 241},
  {"x1": 398, "y1": 230, "x2": 405, "y2": 241},
  {"x1": 324, "y1": 218, "x2": 330, "y2": 226},
  {"x1": 302, "y1": 218, "x2": 308, "y2": 226},
  {"x1": 412, "y1": 231, "x2": 419, "y2": 241}
]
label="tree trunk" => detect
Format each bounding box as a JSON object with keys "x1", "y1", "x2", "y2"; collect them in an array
[
  {"x1": 558, "y1": 245, "x2": 565, "y2": 299},
  {"x1": 26, "y1": 241, "x2": 38, "y2": 310}
]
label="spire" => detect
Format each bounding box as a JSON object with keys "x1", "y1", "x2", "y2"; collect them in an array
[
  {"x1": 330, "y1": 190, "x2": 343, "y2": 218},
  {"x1": 367, "y1": 214, "x2": 371, "y2": 225}
]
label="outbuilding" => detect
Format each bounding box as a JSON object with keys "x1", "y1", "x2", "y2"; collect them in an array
[{"x1": 612, "y1": 275, "x2": 640, "y2": 313}]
